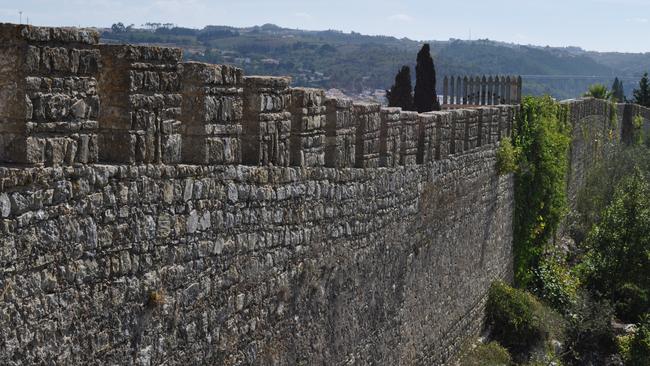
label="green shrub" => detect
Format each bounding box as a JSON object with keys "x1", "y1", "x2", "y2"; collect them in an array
[
  {"x1": 628, "y1": 314, "x2": 650, "y2": 366},
  {"x1": 563, "y1": 294, "x2": 617, "y2": 365},
  {"x1": 618, "y1": 334, "x2": 633, "y2": 364},
  {"x1": 530, "y1": 246, "x2": 579, "y2": 314},
  {"x1": 496, "y1": 137, "x2": 519, "y2": 175},
  {"x1": 486, "y1": 282, "x2": 552, "y2": 357},
  {"x1": 460, "y1": 341, "x2": 512, "y2": 366}
]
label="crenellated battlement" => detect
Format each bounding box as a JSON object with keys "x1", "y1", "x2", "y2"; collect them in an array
[{"x1": 0, "y1": 23, "x2": 520, "y2": 170}]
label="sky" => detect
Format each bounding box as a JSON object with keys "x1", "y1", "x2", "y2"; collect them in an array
[{"x1": 1, "y1": 0, "x2": 649, "y2": 53}]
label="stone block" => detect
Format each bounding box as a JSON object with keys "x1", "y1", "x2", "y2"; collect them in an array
[
  {"x1": 242, "y1": 76, "x2": 292, "y2": 166},
  {"x1": 289, "y1": 88, "x2": 326, "y2": 167},
  {"x1": 353, "y1": 103, "x2": 381, "y2": 168},
  {"x1": 380, "y1": 107, "x2": 402, "y2": 167},
  {"x1": 324, "y1": 97, "x2": 355, "y2": 168},
  {"x1": 418, "y1": 113, "x2": 436, "y2": 163},
  {"x1": 180, "y1": 62, "x2": 244, "y2": 164},
  {"x1": 465, "y1": 109, "x2": 480, "y2": 150},
  {"x1": 0, "y1": 23, "x2": 99, "y2": 165},
  {"x1": 449, "y1": 109, "x2": 469, "y2": 155},
  {"x1": 436, "y1": 111, "x2": 452, "y2": 160},
  {"x1": 478, "y1": 108, "x2": 494, "y2": 145},
  {"x1": 97, "y1": 44, "x2": 183, "y2": 164},
  {"x1": 400, "y1": 111, "x2": 419, "y2": 165}
]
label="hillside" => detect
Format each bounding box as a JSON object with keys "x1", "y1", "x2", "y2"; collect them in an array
[{"x1": 101, "y1": 24, "x2": 650, "y2": 101}]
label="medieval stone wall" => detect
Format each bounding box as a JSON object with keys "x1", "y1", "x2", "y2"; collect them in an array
[{"x1": 0, "y1": 23, "x2": 638, "y2": 365}]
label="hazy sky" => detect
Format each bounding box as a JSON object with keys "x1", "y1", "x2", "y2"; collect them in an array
[{"x1": 1, "y1": 0, "x2": 649, "y2": 53}]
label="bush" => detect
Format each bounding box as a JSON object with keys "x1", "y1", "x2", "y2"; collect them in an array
[
  {"x1": 496, "y1": 137, "x2": 519, "y2": 175},
  {"x1": 529, "y1": 247, "x2": 579, "y2": 314},
  {"x1": 628, "y1": 314, "x2": 650, "y2": 365},
  {"x1": 460, "y1": 341, "x2": 512, "y2": 366},
  {"x1": 486, "y1": 282, "x2": 553, "y2": 357},
  {"x1": 563, "y1": 294, "x2": 617, "y2": 365}
]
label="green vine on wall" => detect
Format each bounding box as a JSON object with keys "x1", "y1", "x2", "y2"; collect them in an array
[{"x1": 513, "y1": 96, "x2": 572, "y2": 287}]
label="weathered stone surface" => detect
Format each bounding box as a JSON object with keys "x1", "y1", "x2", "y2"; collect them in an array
[
  {"x1": 0, "y1": 146, "x2": 514, "y2": 365},
  {"x1": 380, "y1": 107, "x2": 402, "y2": 167},
  {"x1": 400, "y1": 110, "x2": 419, "y2": 165},
  {"x1": 289, "y1": 88, "x2": 326, "y2": 167},
  {"x1": 0, "y1": 23, "x2": 99, "y2": 165},
  {"x1": 242, "y1": 76, "x2": 291, "y2": 166},
  {"x1": 97, "y1": 44, "x2": 183, "y2": 164},
  {"x1": 325, "y1": 97, "x2": 355, "y2": 168},
  {"x1": 180, "y1": 62, "x2": 244, "y2": 164},
  {"x1": 353, "y1": 102, "x2": 381, "y2": 168}
]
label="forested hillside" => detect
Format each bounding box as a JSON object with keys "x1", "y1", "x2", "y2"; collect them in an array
[{"x1": 101, "y1": 23, "x2": 650, "y2": 100}]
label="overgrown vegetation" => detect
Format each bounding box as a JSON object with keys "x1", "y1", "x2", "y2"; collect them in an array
[
  {"x1": 477, "y1": 95, "x2": 650, "y2": 365},
  {"x1": 512, "y1": 96, "x2": 571, "y2": 287},
  {"x1": 495, "y1": 137, "x2": 519, "y2": 175},
  {"x1": 581, "y1": 171, "x2": 650, "y2": 323}
]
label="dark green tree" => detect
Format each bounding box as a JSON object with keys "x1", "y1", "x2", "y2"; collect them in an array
[
  {"x1": 633, "y1": 73, "x2": 650, "y2": 107},
  {"x1": 386, "y1": 66, "x2": 414, "y2": 110},
  {"x1": 414, "y1": 44, "x2": 441, "y2": 112},
  {"x1": 611, "y1": 77, "x2": 625, "y2": 102}
]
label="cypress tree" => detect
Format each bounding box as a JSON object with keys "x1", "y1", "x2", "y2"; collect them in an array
[
  {"x1": 414, "y1": 43, "x2": 441, "y2": 112},
  {"x1": 611, "y1": 77, "x2": 625, "y2": 102},
  {"x1": 386, "y1": 65, "x2": 414, "y2": 110},
  {"x1": 633, "y1": 73, "x2": 650, "y2": 107}
]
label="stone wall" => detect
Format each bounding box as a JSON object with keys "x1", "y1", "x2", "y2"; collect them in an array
[
  {"x1": 561, "y1": 98, "x2": 650, "y2": 210},
  {"x1": 0, "y1": 23, "x2": 518, "y2": 366},
  {"x1": 0, "y1": 148, "x2": 514, "y2": 365},
  {"x1": 0, "y1": 23, "x2": 638, "y2": 365}
]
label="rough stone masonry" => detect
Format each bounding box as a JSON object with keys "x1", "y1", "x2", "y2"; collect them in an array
[{"x1": 0, "y1": 23, "x2": 638, "y2": 365}]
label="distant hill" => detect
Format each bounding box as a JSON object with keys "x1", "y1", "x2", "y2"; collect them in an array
[{"x1": 101, "y1": 24, "x2": 650, "y2": 101}]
